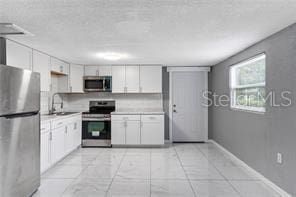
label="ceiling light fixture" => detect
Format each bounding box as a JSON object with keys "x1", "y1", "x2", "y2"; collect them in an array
[{"x1": 96, "y1": 52, "x2": 129, "y2": 61}]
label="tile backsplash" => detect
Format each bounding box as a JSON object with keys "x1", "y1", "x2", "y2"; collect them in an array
[
  {"x1": 64, "y1": 92, "x2": 163, "y2": 112},
  {"x1": 41, "y1": 91, "x2": 163, "y2": 114}
]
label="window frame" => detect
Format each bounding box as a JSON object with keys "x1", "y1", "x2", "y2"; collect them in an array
[{"x1": 229, "y1": 53, "x2": 266, "y2": 113}]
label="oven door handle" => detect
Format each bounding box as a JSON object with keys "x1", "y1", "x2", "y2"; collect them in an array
[{"x1": 82, "y1": 118, "x2": 111, "y2": 121}]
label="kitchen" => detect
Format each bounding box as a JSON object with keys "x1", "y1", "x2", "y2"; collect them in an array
[{"x1": 1, "y1": 1, "x2": 296, "y2": 197}]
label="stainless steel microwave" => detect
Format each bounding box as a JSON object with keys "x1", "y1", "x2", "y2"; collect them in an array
[{"x1": 83, "y1": 76, "x2": 112, "y2": 92}]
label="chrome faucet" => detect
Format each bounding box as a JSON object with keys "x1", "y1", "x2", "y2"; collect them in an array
[{"x1": 50, "y1": 93, "x2": 63, "y2": 114}]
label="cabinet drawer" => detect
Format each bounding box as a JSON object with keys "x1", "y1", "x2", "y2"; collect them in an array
[
  {"x1": 141, "y1": 115, "x2": 164, "y2": 122},
  {"x1": 40, "y1": 122, "x2": 50, "y2": 133},
  {"x1": 52, "y1": 119, "x2": 65, "y2": 129},
  {"x1": 111, "y1": 115, "x2": 140, "y2": 121}
]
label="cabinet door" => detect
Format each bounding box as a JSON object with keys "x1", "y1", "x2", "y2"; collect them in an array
[
  {"x1": 99, "y1": 66, "x2": 112, "y2": 76},
  {"x1": 84, "y1": 66, "x2": 99, "y2": 76},
  {"x1": 126, "y1": 121, "x2": 141, "y2": 145},
  {"x1": 40, "y1": 131, "x2": 51, "y2": 173},
  {"x1": 73, "y1": 118, "x2": 82, "y2": 147},
  {"x1": 6, "y1": 39, "x2": 32, "y2": 70},
  {"x1": 51, "y1": 126, "x2": 65, "y2": 164},
  {"x1": 65, "y1": 124, "x2": 75, "y2": 154},
  {"x1": 140, "y1": 66, "x2": 162, "y2": 93},
  {"x1": 112, "y1": 66, "x2": 126, "y2": 93},
  {"x1": 111, "y1": 121, "x2": 126, "y2": 145},
  {"x1": 125, "y1": 66, "x2": 139, "y2": 93},
  {"x1": 33, "y1": 50, "x2": 50, "y2": 91},
  {"x1": 141, "y1": 115, "x2": 164, "y2": 145},
  {"x1": 70, "y1": 64, "x2": 84, "y2": 93}
]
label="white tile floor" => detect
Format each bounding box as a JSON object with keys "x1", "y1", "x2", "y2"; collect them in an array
[{"x1": 34, "y1": 142, "x2": 281, "y2": 197}]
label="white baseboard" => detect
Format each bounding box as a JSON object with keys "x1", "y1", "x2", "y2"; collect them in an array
[{"x1": 208, "y1": 140, "x2": 291, "y2": 197}]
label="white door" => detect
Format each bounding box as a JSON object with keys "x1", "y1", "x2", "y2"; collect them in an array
[
  {"x1": 33, "y1": 50, "x2": 50, "y2": 91},
  {"x1": 172, "y1": 72, "x2": 208, "y2": 142},
  {"x1": 126, "y1": 121, "x2": 140, "y2": 144},
  {"x1": 40, "y1": 131, "x2": 51, "y2": 173},
  {"x1": 51, "y1": 127, "x2": 65, "y2": 164},
  {"x1": 6, "y1": 39, "x2": 32, "y2": 70},
  {"x1": 111, "y1": 121, "x2": 126, "y2": 144},
  {"x1": 141, "y1": 115, "x2": 164, "y2": 145},
  {"x1": 140, "y1": 66, "x2": 162, "y2": 93},
  {"x1": 125, "y1": 66, "x2": 139, "y2": 93},
  {"x1": 112, "y1": 66, "x2": 126, "y2": 93},
  {"x1": 70, "y1": 64, "x2": 84, "y2": 93}
]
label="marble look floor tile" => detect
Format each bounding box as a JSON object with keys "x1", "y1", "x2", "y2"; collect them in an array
[
  {"x1": 91, "y1": 154, "x2": 123, "y2": 166},
  {"x1": 43, "y1": 165, "x2": 85, "y2": 179},
  {"x1": 151, "y1": 165, "x2": 187, "y2": 180},
  {"x1": 121, "y1": 155, "x2": 150, "y2": 166},
  {"x1": 151, "y1": 180, "x2": 195, "y2": 197},
  {"x1": 214, "y1": 164, "x2": 259, "y2": 180},
  {"x1": 59, "y1": 154, "x2": 97, "y2": 166},
  {"x1": 107, "y1": 180, "x2": 150, "y2": 197},
  {"x1": 115, "y1": 164, "x2": 150, "y2": 179},
  {"x1": 75, "y1": 148, "x2": 104, "y2": 155},
  {"x1": 79, "y1": 164, "x2": 119, "y2": 179},
  {"x1": 178, "y1": 155, "x2": 210, "y2": 167},
  {"x1": 190, "y1": 180, "x2": 240, "y2": 197},
  {"x1": 62, "y1": 178, "x2": 112, "y2": 197},
  {"x1": 184, "y1": 165, "x2": 225, "y2": 180},
  {"x1": 33, "y1": 178, "x2": 74, "y2": 197},
  {"x1": 229, "y1": 181, "x2": 281, "y2": 197}
]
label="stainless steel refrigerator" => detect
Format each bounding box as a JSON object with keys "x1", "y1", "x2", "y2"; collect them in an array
[{"x1": 0, "y1": 64, "x2": 40, "y2": 197}]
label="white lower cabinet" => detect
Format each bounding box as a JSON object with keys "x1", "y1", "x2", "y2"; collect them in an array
[
  {"x1": 126, "y1": 121, "x2": 141, "y2": 145},
  {"x1": 40, "y1": 123, "x2": 51, "y2": 173},
  {"x1": 40, "y1": 114, "x2": 82, "y2": 174},
  {"x1": 111, "y1": 114, "x2": 164, "y2": 146},
  {"x1": 140, "y1": 115, "x2": 164, "y2": 145},
  {"x1": 111, "y1": 121, "x2": 126, "y2": 145},
  {"x1": 51, "y1": 126, "x2": 66, "y2": 164}
]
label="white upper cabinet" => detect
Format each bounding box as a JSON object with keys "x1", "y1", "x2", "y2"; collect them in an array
[
  {"x1": 112, "y1": 65, "x2": 162, "y2": 93},
  {"x1": 112, "y1": 66, "x2": 126, "y2": 93},
  {"x1": 70, "y1": 64, "x2": 84, "y2": 93},
  {"x1": 33, "y1": 50, "x2": 51, "y2": 92},
  {"x1": 6, "y1": 39, "x2": 32, "y2": 70},
  {"x1": 84, "y1": 65, "x2": 112, "y2": 76},
  {"x1": 125, "y1": 66, "x2": 139, "y2": 93},
  {"x1": 51, "y1": 57, "x2": 69, "y2": 75},
  {"x1": 140, "y1": 66, "x2": 162, "y2": 93}
]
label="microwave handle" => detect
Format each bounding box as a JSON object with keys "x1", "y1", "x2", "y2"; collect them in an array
[{"x1": 103, "y1": 79, "x2": 106, "y2": 91}]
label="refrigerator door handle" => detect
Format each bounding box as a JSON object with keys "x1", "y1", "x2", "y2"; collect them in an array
[{"x1": 1, "y1": 111, "x2": 39, "y2": 119}]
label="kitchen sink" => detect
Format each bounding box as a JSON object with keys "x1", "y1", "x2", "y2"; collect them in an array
[
  {"x1": 55, "y1": 112, "x2": 78, "y2": 116},
  {"x1": 45, "y1": 112, "x2": 78, "y2": 116}
]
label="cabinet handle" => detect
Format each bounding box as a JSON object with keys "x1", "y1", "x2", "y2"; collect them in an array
[
  {"x1": 140, "y1": 121, "x2": 143, "y2": 127},
  {"x1": 139, "y1": 86, "x2": 142, "y2": 93},
  {"x1": 96, "y1": 70, "x2": 99, "y2": 76},
  {"x1": 65, "y1": 127, "x2": 68, "y2": 134},
  {"x1": 70, "y1": 86, "x2": 72, "y2": 92},
  {"x1": 49, "y1": 132, "x2": 52, "y2": 141}
]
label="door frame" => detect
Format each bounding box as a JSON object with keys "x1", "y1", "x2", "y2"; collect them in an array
[{"x1": 167, "y1": 67, "x2": 211, "y2": 143}]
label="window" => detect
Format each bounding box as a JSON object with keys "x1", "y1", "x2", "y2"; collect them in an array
[{"x1": 230, "y1": 54, "x2": 266, "y2": 113}]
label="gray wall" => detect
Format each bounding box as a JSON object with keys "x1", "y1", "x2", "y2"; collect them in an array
[
  {"x1": 162, "y1": 67, "x2": 170, "y2": 140},
  {"x1": 210, "y1": 23, "x2": 296, "y2": 196}
]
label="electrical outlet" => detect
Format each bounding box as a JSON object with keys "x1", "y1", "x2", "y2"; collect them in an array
[{"x1": 277, "y1": 153, "x2": 283, "y2": 164}]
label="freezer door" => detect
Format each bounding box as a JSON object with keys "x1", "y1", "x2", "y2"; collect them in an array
[
  {"x1": 0, "y1": 64, "x2": 40, "y2": 116},
  {"x1": 0, "y1": 113, "x2": 40, "y2": 197}
]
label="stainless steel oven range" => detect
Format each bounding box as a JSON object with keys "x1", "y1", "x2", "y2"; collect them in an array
[{"x1": 82, "y1": 100, "x2": 115, "y2": 147}]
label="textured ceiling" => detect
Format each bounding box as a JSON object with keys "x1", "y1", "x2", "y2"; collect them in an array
[{"x1": 1, "y1": 0, "x2": 296, "y2": 66}]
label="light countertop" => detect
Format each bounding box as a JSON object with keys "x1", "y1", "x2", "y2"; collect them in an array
[
  {"x1": 41, "y1": 112, "x2": 82, "y2": 123},
  {"x1": 111, "y1": 108, "x2": 164, "y2": 115}
]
